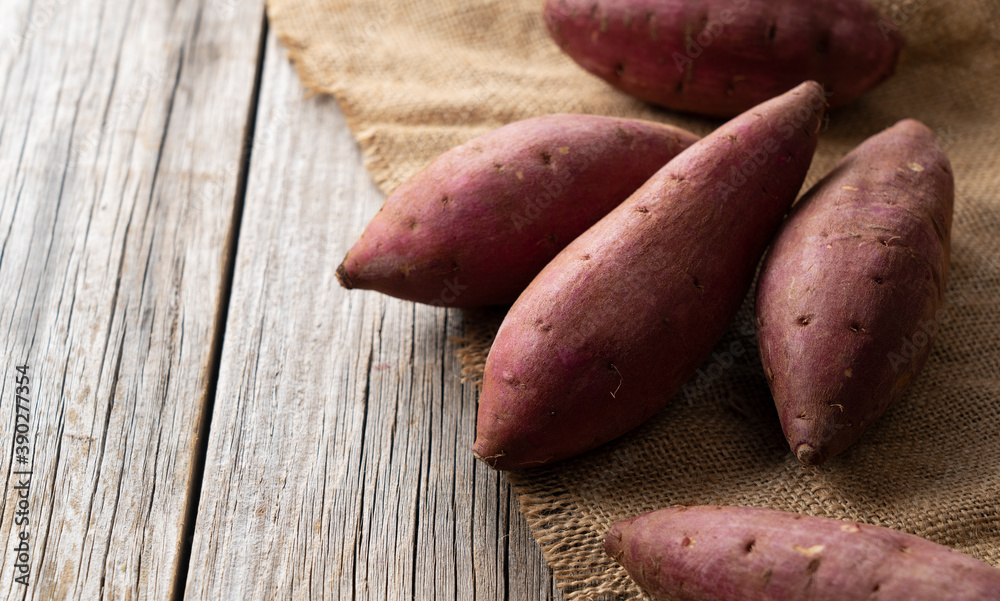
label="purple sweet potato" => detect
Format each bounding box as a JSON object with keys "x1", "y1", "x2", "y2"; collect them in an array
[
  {"x1": 755, "y1": 119, "x2": 954, "y2": 466},
  {"x1": 472, "y1": 82, "x2": 826, "y2": 470},
  {"x1": 544, "y1": 0, "x2": 903, "y2": 117},
  {"x1": 606, "y1": 505, "x2": 1000, "y2": 601},
  {"x1": 336, "y1": 114, "x2": 698, "y2": 308}
]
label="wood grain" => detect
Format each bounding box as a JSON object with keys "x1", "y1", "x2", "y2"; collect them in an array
[
  {"x1": 1, "y1": 0, "x2": 565, "y2": 596},
  {"x1": 0, "y1": 0, "x2": 265, "y2": 598},
  {"x1": 184, "y1": 33, "x2": 563, "y2": 601}
]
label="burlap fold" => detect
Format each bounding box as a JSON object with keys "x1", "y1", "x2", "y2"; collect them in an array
[{"x1": 266, "y1": 0, "x2": 1000, "y2": 597}]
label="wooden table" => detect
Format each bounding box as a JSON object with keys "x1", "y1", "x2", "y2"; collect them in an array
[{"x1": 0, "y1": 1, "x2": 563, "y2": 598}]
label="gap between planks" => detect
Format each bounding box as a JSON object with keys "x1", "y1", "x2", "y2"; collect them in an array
[{"x1": 169, "y1": 10, "x2": 270, "y2": 601}]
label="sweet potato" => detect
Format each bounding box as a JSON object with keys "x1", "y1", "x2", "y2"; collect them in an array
[
  {"x1": 755, "y1": 119, "x2": 954, "y2": 466},
  {"x1": 606, "y1": 505, "x2": 1000, "y2": 601},
  {"x1": 472, "y1": 82, "x2": 825, "y2": 470},
  {"x1": 336, "y1": 114, "x2": 698, "y2": 307},
  {"x1": 544, "y1": 0, "x2": 903, "y2": 117}
]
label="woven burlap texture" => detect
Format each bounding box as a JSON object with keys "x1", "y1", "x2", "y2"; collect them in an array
[{"x1": 266, "y1": 0, "x2": 1000, "y2": 598}]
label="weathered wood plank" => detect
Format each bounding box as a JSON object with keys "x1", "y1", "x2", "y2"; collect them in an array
[
  {"x1": 185, "y1": 33, "x2": 563, "y2": 600},
  {"x1": 0, "y1": 0, "x2": 265, "y2": 598}
]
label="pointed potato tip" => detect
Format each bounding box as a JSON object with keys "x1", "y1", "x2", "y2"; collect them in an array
[
  {"x1": 889, "y1": 118, "x2": 936, "y2": 142},
  {"x1": 604, "y1": 523, "x2": 624, "y2": 559},
  {"x1": 335, "y1": 262, "x2": 354, "y2": 289},
  {"x1": 775, "y1": 80, "x2": 826, "y2": 130},
  {"x1": 472, "y1": 439, "x2": 506, "y2": 470},
  {"x1": 797, "y1": 79, "x2": 824, "y2": 96},
  {"x1": 787, "y1": 80, "x2": 826, "y2": 104},
  {"x1": 795, "y1": 443, "x2": 825, "y2": 466}
]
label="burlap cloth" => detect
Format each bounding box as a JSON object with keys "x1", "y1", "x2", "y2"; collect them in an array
[{"x1": 267, "y1": 0, "x2": 1000, "y2": 597}]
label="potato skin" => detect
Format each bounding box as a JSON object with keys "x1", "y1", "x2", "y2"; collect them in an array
[
  {"x1": 336, "y1": 114, "x2": 698, "y2": 308},
  {"x1": 544, "y1": 0, "x2": 903, "y2": 117},
  {"x1": 473, "y1": 82, "x2": 825, "y2": 470},
  {"x1": 755, "y1": 119, "x2": 954, "y2": 466},
  {"x1": 606, "y1": 505, "x2": 1000, "y2": 601}
]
